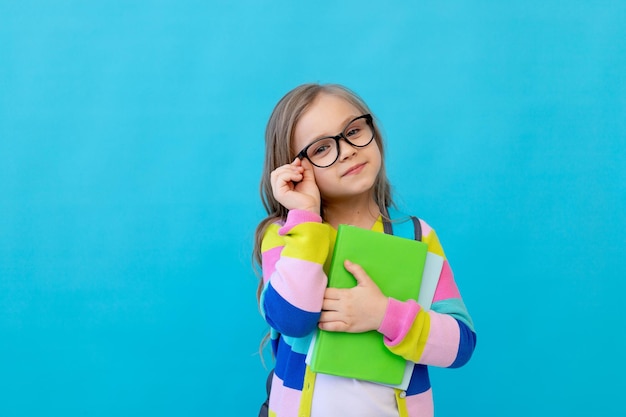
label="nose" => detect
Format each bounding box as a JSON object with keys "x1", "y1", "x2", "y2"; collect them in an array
[{"x1": 337, "y1": 137, "x2": 357, "y2": 161}]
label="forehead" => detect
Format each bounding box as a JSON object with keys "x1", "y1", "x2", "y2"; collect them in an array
[{"x1": 293, "y1": 93, "x2": 362, "y2": 150}]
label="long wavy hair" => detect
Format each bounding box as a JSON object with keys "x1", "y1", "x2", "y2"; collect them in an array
[{"x1": 253, "y1": 84, "x2": 394, "y2": 300}]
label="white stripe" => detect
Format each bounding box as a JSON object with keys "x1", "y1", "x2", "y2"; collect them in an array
[{"x1": 417, "y1": 253, "x2": 444, "y2": 310}]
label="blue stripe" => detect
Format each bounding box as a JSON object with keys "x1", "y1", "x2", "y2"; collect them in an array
[
  {"x1": 431, "y1": 298, "x2": 474, "y2": 331},
  {"x1": 282, "y1": 333, "x2": 314, "y2": 355},
  {"x1": 449, "y1": 320, "x2": 476, "y2": 368},
  {"x1": 274, "y1": 337, "x2": 307, "y2": 390},
  {"x1": 271, "y1": 337, "x2": 279, "y2": 357},
  {"x1": 263, "y1": 283, "x2": 320, "y2": 337},
  {"x1": 406, "y1": 364, "x2": 431, "y2": 395}
]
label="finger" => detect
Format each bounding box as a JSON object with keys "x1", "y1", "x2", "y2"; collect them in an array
[
  {"x1": 271, "y1": 166, "x2": 303, "y2": 187},
  {"x1": 323, "y1": 287, "x2": 344, "y2": 300},
  {"x1": 319, "y1": 310, "x2": 343, "y2": 323},
  {"x1": 272, "y1": 163, "x2": 302, "y2": 178},
  {"x1": 344, "y1": 260, "x2": 372, "y2": 286},
  {"x1": 318, "y1": 321, "x2": 349, "y2": 332},
  {"x1": 281, "y1": 161, "x2": 304, "y2": 181},
  {"x1": 300, "y1": 158, "x2": 316, "y2": 180},
  {"x1": 321, "y1": 298, "x2": 341, "y2": 312},
  {"x1": 279, "y1": 169, "x2": 303, "y2": 185},
  {"x1": 319, "y1": 310, "x2": 349, "y2": 332},
  {"x1": 272, "y1": 176, "x2": 299, "y2": 197}
]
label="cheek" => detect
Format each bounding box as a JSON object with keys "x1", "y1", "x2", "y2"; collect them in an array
[
  {"x1": 311, "y1": 169, "x2": 330, "y2": 188},
  {"x1": 371, "y1": 148, "x2": 383, "y2": 172},
  {"x1": 311, "y1": 170, "x2": 339, "y2": 198}
]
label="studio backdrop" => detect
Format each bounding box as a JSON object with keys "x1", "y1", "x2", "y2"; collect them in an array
[{"x1": 1, "y1": 1, "x2": 625, "y2": 416}]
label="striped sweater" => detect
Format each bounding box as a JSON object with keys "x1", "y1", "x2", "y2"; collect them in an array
[{"x1": 259, "y1": 209, "x2": 476, "y2": 417}]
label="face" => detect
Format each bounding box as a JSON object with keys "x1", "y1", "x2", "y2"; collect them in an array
[{"x1": 292, "y1": 93, "x2": 382, "y2": 204}]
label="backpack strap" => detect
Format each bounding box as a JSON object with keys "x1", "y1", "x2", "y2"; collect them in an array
[
  {"x1": 383, "y1": 207, "x2": 422, "y2": 242},
  {"x1": 258, "y1": 369, "x2": 273, "y2": 417}
]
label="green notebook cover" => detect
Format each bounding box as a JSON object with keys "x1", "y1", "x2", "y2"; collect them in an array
[{"x1": 309, "y1": 224, "x2": 428, "y2": 385}]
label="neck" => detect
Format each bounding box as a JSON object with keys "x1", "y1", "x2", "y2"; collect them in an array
[{"x1": 322, "y1": 193, "x2": 380, "y2": 230}]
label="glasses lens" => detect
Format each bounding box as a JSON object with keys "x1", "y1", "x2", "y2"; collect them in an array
[
  {"x1": 306, "y1": 137, "x2": 337, "y2": 167},
  {"x1": 343, "y1": 117, "x2": 373, "y2": 146}
]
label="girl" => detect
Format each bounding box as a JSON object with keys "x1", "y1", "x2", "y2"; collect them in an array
[{"x1": 254, "y1": 84, "x2": 476, "y2": 417}]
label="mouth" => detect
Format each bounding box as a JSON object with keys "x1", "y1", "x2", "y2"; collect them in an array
[{"x1": 342, "y1": 162, "x2": 366, "y2": 176}]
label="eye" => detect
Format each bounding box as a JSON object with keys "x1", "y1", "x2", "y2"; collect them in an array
[
  {"x1": 345, "y1": 127, "x2": 361, "y2": 138},
  {"x1": 344, "y1": 119, "x2": 367, "y2": 138},
  {"x1": 307, "y1": 138, "x2": 335, "y2": 158},
  {"x1": 311, "y1": 143, "x2": 331, "y2": 155}
]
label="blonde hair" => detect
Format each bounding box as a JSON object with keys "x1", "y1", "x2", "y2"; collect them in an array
[{"x1": 253, "y1": 83, "x2": 394, "y2": 300}]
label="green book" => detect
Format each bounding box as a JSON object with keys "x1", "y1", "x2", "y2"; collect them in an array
[{"x1": 308, "y1": 224, "x2": 428, "y2": 385}]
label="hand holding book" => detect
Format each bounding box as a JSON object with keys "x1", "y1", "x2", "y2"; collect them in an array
[
  {"x1": 307, "y1": 225, "x2": 428, "y2": 386},
  {"x1": 318, "y1": 259, "x2": 389, "y2": 333}
]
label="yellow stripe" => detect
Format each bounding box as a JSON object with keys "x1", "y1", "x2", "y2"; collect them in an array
[
  {"x1": 395, "y1": 389, "x2": 409, "y2": 417},
  {"x1": 298, "y1": 366, "x2": 316, "y2": 417},
  {"x1": 372, "y1": 216, "x2": 384, "y2": 232},
  {"x1": 261, "y1": 223, "x2": 284, "y2": 252},
  {"x1": 281, "y1": 222, "x2": 330, "y2": 264},
  {"x1": 422, "y1": 229, "x2": 445, "y2": 258},
  {"x1": 387, "y1": 309, "x2": 431, "y2": 363}
]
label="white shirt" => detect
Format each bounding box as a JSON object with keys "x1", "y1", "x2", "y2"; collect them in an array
[{"x1": 310, "y1": 373, "x2": 399, "y2": 417}]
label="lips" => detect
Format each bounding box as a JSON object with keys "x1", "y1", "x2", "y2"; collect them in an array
[{"x1": 342, "y1": 162, "x2": 366, "y2": 176}]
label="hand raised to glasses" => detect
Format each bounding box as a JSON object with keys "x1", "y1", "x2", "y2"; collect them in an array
[
  {"x1": 271, "y1": 157, "x2": 321, "y2": 215},
  {"x1": 319, "y1": 260, "x2": 389, "y2": 333}
]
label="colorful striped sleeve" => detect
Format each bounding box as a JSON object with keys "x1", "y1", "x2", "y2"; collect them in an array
[
  {"x1": 377, "y1": 222, "x2": 476, "y2": 368},
  {"x1": 260, "y1": 209, "x2": 331, "y2": 338}
]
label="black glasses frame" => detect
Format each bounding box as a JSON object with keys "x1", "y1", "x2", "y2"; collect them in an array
[{"x1": 295, "y1": 114, "x2": 375, "y2": 168}]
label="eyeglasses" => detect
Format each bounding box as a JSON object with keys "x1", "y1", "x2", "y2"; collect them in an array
[{"x1": 295, "y1": 114, "x2": 375, "y2": 168}]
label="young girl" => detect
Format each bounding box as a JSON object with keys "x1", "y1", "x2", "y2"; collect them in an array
[{"x1": 254, "y1": 84, "x2": 476, "y2": 417}]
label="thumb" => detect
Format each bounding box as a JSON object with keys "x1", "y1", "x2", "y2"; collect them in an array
[
  {"x1": 300, "y1": 157, "x2": 317, "y2": 183},
  {"x1": 344, "y1": 260, "x2": 373, "y2": 286}
]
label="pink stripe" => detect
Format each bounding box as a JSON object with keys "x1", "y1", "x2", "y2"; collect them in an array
[
  {"x1": 418, "y1": 312, "x2": 460, "y2": 367},
  {"x1": 406, "y1": 388, "x2": 434, "y2": 417},
  {"x1": 432, "y1": 260, "x2": 461, "y2": 303},
  {"x1": 419, "y1": 219, "x2": 433, "y2": 238},
  {"x1": 272, "y1": 257, "x2": 327, "y2": 312},
  {"x1": 269, "y1": 373, "x2": 302, "y2": 417},
  {"x1": 279, "y1": 209, "x2": 322, "y2": 235},
  {"x1": 379, "y1": 298, "x2": 420, "y2": 346},
  {"x1": 262, "y1": 246, "x2": 282, "y2": 284}
]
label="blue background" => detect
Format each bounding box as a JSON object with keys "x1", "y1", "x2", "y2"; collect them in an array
[{"x1": 1, "y1": 1, "x2": 625, "y2": 415}]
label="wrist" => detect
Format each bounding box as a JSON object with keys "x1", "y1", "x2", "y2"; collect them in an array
[
  {"x1": 372, "y1": 295, "x2": 389, "y2": 331},
  {"x1": 296, "y1": 206, "x2": 320, "y2": 216}
]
